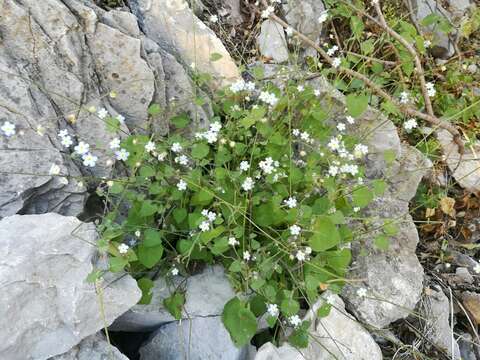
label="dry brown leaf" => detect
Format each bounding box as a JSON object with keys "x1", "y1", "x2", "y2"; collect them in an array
[{"x1": 440, "y1": 196, "x2": 456, "y2": 217}]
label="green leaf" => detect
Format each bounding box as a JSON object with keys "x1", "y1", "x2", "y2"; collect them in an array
[
  {"x1": 200, "y1": 225, "x2": 225, "y2": 244},
  {"x1": 346, "y1": 93, "x2": 369, "y2": 117},
  {"x1": 173, "y1": 208, "x2": 187, "y2": 224},
  {"x1": 317, "y1": 303, "x2": 332, "y2": 318},
  {"x1": 163, "y1": 292, "x2": 185, "y2": 320},
  {"x1": 148, "y1": 103, "x2": 162, "y2": 116},
  {"x1": 352, "y1": 186, "x2": 374, "y2": 208},
  {"x1": 383, "y1": 149, "x2": 397, "y2": 165},
  {"x1": 139, "y1": 165, "x2": 155, "y2": 178},
  {"x1": 137, "y1": 278, "x2": 154, "y2": 305},
  {"x1": 143, "y1": 229, "x2": 162, "y2": 247},
  {"x1": 191, "y1": 143, "x2": 210, "y2": 159},
  {"x1": 210, "y1": 52, "x2": 223, "y2": 61},
  {"x1": 372, "y1": 179, "x2": 387, "y2": 196},
  {"x1": 222, "y1": 297, "x2": 257, "y2": 347},
  {"x1": 109, "y1": 182, "x2": 124, "y2": 194},
  {"x1": 350, "y1": 16, "x2": 364, "y2": 37},
  {"x1": 191, "y1": 189, "x2": 214, "y2": 206},
  {"x1": 171, "y1": 113, "x2": 190, "y2": 128},
  {"x1": 280, "y1": 298, "x2": 300, "y2": 316},
  {"x1": 109, "y1": 256, "x2": 128, "y2": 272},
  {"x1": 140, "y1": 201, "x2": 157, "y2": 217},
  {"x1": 309, "y1": 216, "x2": 341, "y2": 251},
  {"x1": 374, "y1": 235, "x2": 390, "y2": 250},
  {"x1": 138, "y1": 244, "x2": 164, "y2": 268},
  {"x1": 288, "y1": 321, "x2": 310, "y2": 348}
]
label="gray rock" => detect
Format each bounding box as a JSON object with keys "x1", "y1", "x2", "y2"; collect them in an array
[
  {"x1": 255, "y1": 342, "x2": 305, "y2": 360},
  {"x1": 49, "y1": 333, "x2": 128, "y2": 360},
  {"x1": 130, "y1": 0, "x2": 240, "y2": 87},
  {"x1": 283, "y1": 0, "x2": 326, "y2": 56},
  {"x1": 342, "y1": 197, "x2": 424, "y2": 328},
  {"x1": 409, "y1": 0, "x2": 473, "y2": 59},
  {"x1": 437, "y1": 129, "x2": 480, "y2": 192},
  {"x1": 0, "y1": 214, "x2": 141, "y2": 360},
  {"x1": 417, "y1": 288, "x2": 461, "y2": 359},
  {"x1": 458, "y1": 333, "x2": 478, "y2": 360},
  {"x1": 110, "y1": 265, "x2": 235, "y2": 331},
  {"x1": 455, "y1": 267, "x2": 474, "y2": 284},
  {"x1": 222, "y1": 0, "x2": 243, "y2": 26},
  {"x1": 258, "y1": 20, "x2": 289, "y2": 63},
  {"x1": 139, "y1": 316, "x2": 248, "y2": 360},
  {"x1": 303, "y1": 293, "x2": 383, "y2": 359}
]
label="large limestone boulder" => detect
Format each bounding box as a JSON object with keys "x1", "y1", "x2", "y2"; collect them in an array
[
  {"x1": 128, "y1": 0, "x2": 240, "y2": 87},
  {"x1": 111, "y1": 265, "x2": 235, "y2": 331},
  {"x1": 0, "y1": 0, "x2": 226, "y2": 218},
  {"x1": 50, "y1": 333, "x2": 128, "y2": 360},
  {"x1": 255, "y1": 294, "x2": 382, "y2": 360},
  {"x1": 0, "y1": 214, "x2": 141, "y2": 360}
]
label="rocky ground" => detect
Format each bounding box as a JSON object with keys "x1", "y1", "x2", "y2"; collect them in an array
[{"x1": 0, "y1": 0, "x2": 479, "y2": 359}]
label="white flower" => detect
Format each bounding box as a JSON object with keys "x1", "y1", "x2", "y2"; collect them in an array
[
  {"x1": 332, "y1": 57, "x2": 341, "y2": 68},
  {"x1": 245, "y1": 82, "x2": 255, "y2": 91},
  {"x1": 318, "y1": 10, "x2": 329, "y2": 24},
  {"x1": 259, "y1": 91, "x2": 278, "y2": 106},
  {"x1": 325, "y1": 294, "x2": 336, "y2": 305},
  {"x1": 97, "y1": 108, "x2": 109, "y2": 119},
  {"x1": 82, "y1": 153, "x2": 98, "y2": 167},
  {"x1": 210, "y1": 122, "x2": 222, "y2": 133},
  {"x1": 230, "y1": 79, "x2": 246, "y2": 93},
  {"x1": 74, "y1": 141, "x2": 90, "y2": 155},
  {"x1": 424, "y1": 40, "x2": 431, "y2": 48},
  {"x1": 242, "y1": 177, "x2": 255, "y2": 191},
  {"x1": 177, "y1": 179, "x2": 187, "y2": 191},
  {"x1": 199, "y1": 220, "x2": 210, "y2": 232},
  {"x1": 49, "y1": 164, "x2": 61, "y2": 176},
  {"x1": 267, "y1": 303, "x2": 279, "y2": 317},
  {"x1": 399, "y1": 91, "x2": 409, "y2": 104},
  {"x1": 175, "y1": 155, "x2": 189, "y2": 166},
  {"x1": 353, "y1": 207, "x2": 360, "y2": 212},
  {"x1": 58, "y1": 129, "x2": 69, "y2": 138},
  {"x1": 261, "y1": 5, "x2": 275, "y2": 18},
  {"x1": 284, "y1": 197, "x2": 297, "y2": 209},
  {"x1": 337, "y1": 122, "x2": 346, "y2": 132},
  {"x1": 327, "y1": 137, "x2": 340, "y2": 151},
  {"x1": 243, "y1": 251, "x2": 251, "y2": 261},
  {"x1": 290, "y1": 225, "x2": 301, "y2": 236},
  {"x1": 297, "y1": 85, "x2": 304, "y2": 92},
  {"x1": 171, "y1": 142, "x2": 183, "y2": 153},
  {"x1": 296, "y1": 250, "x2": 306, "y2": 262},
  {"x1": 354, "y1": 144, "x2": 369, "y2": 158},
  {"x1": 109, "y1": 138, "x2": 121, "y2": 149},
  {"x1": 171, "y1": 267, "x2": 179, "y2": 276},
  {"x1": 314, "y1": 89, "x2": 321, "y2": 96},
  {"x1": 115, "y1": 148, "x2": 130, "y2": 161},
  {"x1": 61, "y1": 135, "x2": 73, "y2": 148},
  {"x1": 228, "y1": 236, "x2": 239, "y2": 246},
  {"x1": 340, "y1": 164, "x2": 359, "y2": 176},
  {"x1": 259, "y1": 157, "x2": 277, "y2": 175},
  {"x1": 1, "y1": 121, "x2": 15, "y2": 137},
  {"x1": 116, "y1": 114, "x2": 125, "y2": 124},
  {"x1": 145, "y1": 141, "x2": 156, "y2": 152},
  {"x1": 289, "y1": 315, "x2": 302, "y2": 328},
  {"x1": 158, "y1": 152, "x2": 167, "y2": 161},
  {"x1": 209, "y1": 14, "x2": 218, "y2": 23},
  {"x1": 239, "y1": 161, "x2": 250, "y2": 172},
  {"x1": 204, "y1": 130, "x2": 218, "y2": 144},
  {"x1": 474, "y1": 263, "x2": 480, "y2": 274},
  {"x1": 118, "y1": 243, "x2": 129, "y2": 254},
  {"x1": 285, "y1": 26, "x2": 294, "y2": 36},
  {"x1": 328, "y1": 165, "x2": 339, "y2": 177},
  {"x1": 426, "y1": 82, "x2": 436, "y2": 97},
  {"x1": 346, "y1": 116, "x2": 355, "y2": 124},
  {"x1": 292, "y1": 129, "x2": 300, "y2": 137},
  {"x1": 326, "y1": 45, "x2": 338, "y2": 56},
  {"x1": 135, "y1": 230, "x2": 141, "y2": 237},
  {"x1": 404, "y1": 118, "x2": 418, "y2": 131},
  {"x1": 357, "y1": 287, "x2": 367, "y2": 298},
  {"x1": 371, "y1": 0, "x2": 379, "y2": 4}
]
